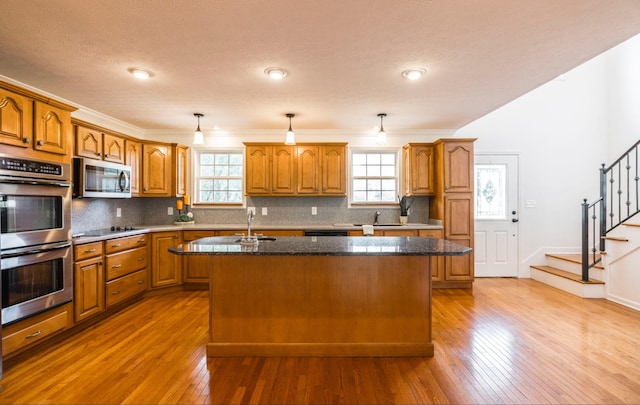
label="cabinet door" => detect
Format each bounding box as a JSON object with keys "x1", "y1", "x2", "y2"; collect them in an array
[
  {"x1": 321, "y1": 145, "x2": 346, "y2": 195},
  {"x1": 74, "y1": 256, "x2": 105, "y2": 323},
  {"x1": 175, "y1": 145, "x2": 188, "y2": 196},
  {"x1": 296, "y1": 145, "x2": 320, "y2": 194},
  {"x1": 272, "y1": 145, "x2": 295, "y2": 194},
  {"x1": 419, "y1": 229, "x2": 444, "y2": 281},
  {"x1": 33, "y1": 101, "x2": 69, "y2": 155},
  {"x1": 103, "y1": 133, "x2": 125, "y2": 164},
  {"x1": 444, "y1": 195, "x2": 474, "y2": 281},
  {"x1": 151, "y1": 231, "x2": 182, "y2": 288},
  {"x1": 0, "y1": 88, "x2": 32, "y2": 148},
  {"x1": 142, "y1": 143, "x2": 171, "y2": 196},
  {"x1": 405, "y1": 144, "x2": 435, "y2": 195},
  {"x1": 75, "y1": 126, "x2": 102, "y2": 159},
  {"x1": 443, "y1": 141, "x2": 473, "y2": 193},
  {"x1": 245, "y1": 145, "x2": 271, "y2": 194},
  {"x1": 125, "y1": 140, "x2": 141, "y2": 196}
]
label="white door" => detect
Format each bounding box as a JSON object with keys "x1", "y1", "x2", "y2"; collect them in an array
[{"x1": 474, "y1": 154, "x2": 519, "y2": 277}]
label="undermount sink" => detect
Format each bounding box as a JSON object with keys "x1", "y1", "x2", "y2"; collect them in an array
[{"x1": 234, "y1": 236, "x2": 276, "y2": 243}]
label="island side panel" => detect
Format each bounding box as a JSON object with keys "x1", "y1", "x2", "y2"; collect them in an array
[{"x1": 207, "y1": 255, "x2": 433, "y2": 356}]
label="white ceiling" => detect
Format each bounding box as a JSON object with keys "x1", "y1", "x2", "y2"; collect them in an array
[{"x1": 1, "y1": 0, "x2": 639, "y2": 134}]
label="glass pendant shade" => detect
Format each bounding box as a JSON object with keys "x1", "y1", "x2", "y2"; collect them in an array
[
  {"x1": 284, "y1": 113, "x2": 296, "y2": 145},
  {"x1": 193, "y1": 113, "x2": 204, "y2": 145}
]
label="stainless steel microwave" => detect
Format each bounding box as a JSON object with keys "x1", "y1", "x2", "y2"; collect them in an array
[{"x1": 73, "y1": 157, "x2": 132, "y2": 198}]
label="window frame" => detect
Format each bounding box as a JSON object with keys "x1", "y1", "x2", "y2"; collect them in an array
[
  {"x1": 349, "y1": 148, "x2": 401, "y2": 207},
  {"x1": 192, "y1": 147, "x2": 245, "y2": 207}
]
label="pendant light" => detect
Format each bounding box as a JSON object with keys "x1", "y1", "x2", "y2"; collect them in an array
[
  {"x1": 377, "y1": 113, "x2": 387, "y2": 145},
  {"x1": 193, "y1": 113, "x2": 204, "y2": 145},
  {"x1": 284, "y1": 113, "x2": 296, "y2": 145}
]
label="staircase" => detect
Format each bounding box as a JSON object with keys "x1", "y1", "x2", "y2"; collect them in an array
[
  {"x1": 531, "y1": 254, "x2": 605, "y2": 298},
  {"x1": 530, "y1": 139, "x2": 640, "y2": 301}
]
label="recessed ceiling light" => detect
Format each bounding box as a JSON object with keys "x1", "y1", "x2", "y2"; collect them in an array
[
  {"x1": 127, "y1": 67, "x2": 154, "y2": 80},
  {"x1": 402, "y1": 68, "x2": 426, "y2": 80},
  {"x1": 264, "y1": 67, "x2": 288, "y2": 80}
]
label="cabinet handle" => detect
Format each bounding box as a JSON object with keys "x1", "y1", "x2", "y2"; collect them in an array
[
  {"x1": 112, "y1": 291, "x2": 120, "y2": 295},
  {"x1": 37, "y1": 140, "x2": 44, "y2": 146},
  {"x1": 137, "y1": 257, "x2": 144, "y2": 261},
  {"x1": 137, "y1": 280, "x2": 144, "y2": 284},
  {"x1": 111, "y1": 243, "x2": 121, "y2": 247},
  {"x1": 112, "y1": 263, "x2": 122, "y2": 268},
  {"x1": 26, "y1": 330, "x2": 42, "y2": 339},
  {"x1": 23, "y1": 137, "x2": 31, "y2": 144},
  {"x1": 84, "y1": 248, "x2": 96, "y2": 253},
  {"x1": 137, "y1": 239, "x2": 145, "y2": 243}
]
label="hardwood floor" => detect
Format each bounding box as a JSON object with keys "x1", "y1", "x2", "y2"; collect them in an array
[{"x1": 2, "y1": 278, "x2": 640, "y2": 404}]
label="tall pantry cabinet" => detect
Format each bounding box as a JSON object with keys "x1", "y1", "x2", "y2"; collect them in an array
[{"x1": 430, "y1": 139, "x2": 475, "y2": 288}]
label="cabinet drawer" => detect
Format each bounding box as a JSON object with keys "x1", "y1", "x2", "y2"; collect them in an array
[
  {"x1": 74, "y1": 241, "x2": 103, "y2": 261},
  {"x1": 105, "y1": 246, "x2": 148, "y2": 281},
  {"x1": 105, "y1": 234, "x2": 148, "y2": 254},
  {"x1": 182, "y1": 230, "x2": 216, "y2": 241},
  {"x1": 106, "y1": 269, "x2": 148, "y2": 308},
  {"x1": 418, "y1": 229, "x2": 444, "y2": 238},
  {"x1": 2, "y1": 303, "x2": 72, "y2": 356}
]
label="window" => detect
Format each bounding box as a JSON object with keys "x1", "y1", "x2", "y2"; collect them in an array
[
  {"x1": 193, "y1": 150, "x2": 243, "y2": 205},
  {"x1": 351, "y1": 150, "x2": 398, "y2": 204}
]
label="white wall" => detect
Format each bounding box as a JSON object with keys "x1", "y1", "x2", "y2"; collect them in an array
[{"x1": 455, "y1": 34, "x2": 640, "y2": 277}]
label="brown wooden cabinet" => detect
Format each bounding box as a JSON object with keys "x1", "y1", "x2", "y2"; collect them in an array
[
  {"x1": 2, "y1": 303, "x2": 73, "y2": 358},
  {"x1": 430, "y1": 138, "x2": 476, "y2": 287},
  {"x1": 245, "y1": 143, "x2": 346, "y2": 196},
  {"x1": 151, "y1": 231, "x2": 183, "y2": 288},
  {"x1": 125, "y1": 139, "x2": 141, "y2": 196},
  {"x1": 140, "y1": 142, "x2": 188, "y2": 197},
  {"x1": 0, "y1": 81, "x2": 75, "y2": 162},
  {"x1": 73, "y1": 241, "x2": 105, "y2": 323},
  {"x1": 403, "y1": 143, "x2": 435, "y2": 196},
  {"x1": 182, "y1": 230, "x2": 216, "y2": 286},
  {"x1": 75, "y1": 123, "x2": 125, "y2": 164},
  {"x1": 104, "y1": 233, "x2": 149, "y2": 306}
]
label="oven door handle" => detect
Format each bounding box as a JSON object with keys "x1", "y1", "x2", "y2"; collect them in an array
[
  {"x1": 0, "y1": 178, "x2": 72, "y2": 187},
  {"x1": 1, "y1": 242, "x2": 72, "y2": 258}
]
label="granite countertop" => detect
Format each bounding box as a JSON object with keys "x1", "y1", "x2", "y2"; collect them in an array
[
  {"x1": 72, "y1": 223, "x2": 443, "y2": 244},
  {"x1": 169, "y1": 235, "x2": 472, "y2": 257}
]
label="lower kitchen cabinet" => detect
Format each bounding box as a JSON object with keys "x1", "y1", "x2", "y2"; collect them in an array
[
  {"x1": 104, "y1": 233, "x2": 149, "y2": 307},
  {"x1": 151, "y1": 231, "x2": 183, "y2": 288},
  {"x1": 73, "y1": 241, "x2": 105, "y2": 323},
  {"x1": 2, "y1": 302, "x2": 73, "y2": 358},
  {"x1": 106, "y1": 270, "x2": 148, "y2": 307},
  {"x1": 183, "y1": 230, "x2": 216, "y2": 286}
]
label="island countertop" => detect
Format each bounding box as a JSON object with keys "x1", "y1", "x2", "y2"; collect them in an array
[{"x1": 169, "y1": 235, "x2": 472, "y2": 257}]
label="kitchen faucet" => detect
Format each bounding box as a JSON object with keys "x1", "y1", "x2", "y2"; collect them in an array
[
  {"x1": 374, "y1": 211, "x2": 381, "y2": 225},
  {"x1": 247, "y1": 210, "x2": 255, "y2": 237}
]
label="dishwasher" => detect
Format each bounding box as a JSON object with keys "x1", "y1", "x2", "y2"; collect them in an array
[{"x1": 303, "y1": 230, "x2": 349, "y2": 237}]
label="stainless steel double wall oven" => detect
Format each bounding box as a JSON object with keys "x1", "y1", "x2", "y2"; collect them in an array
[{"x1": 0, "y1": 154, "x2": 73, "y2": 327}]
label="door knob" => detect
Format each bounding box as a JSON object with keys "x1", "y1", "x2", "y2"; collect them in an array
[{"x1": 512, "y1": 218, "x2": 519, "y2": 223}]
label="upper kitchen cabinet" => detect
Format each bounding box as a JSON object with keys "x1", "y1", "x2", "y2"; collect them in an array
[
  {"x1": 140, "y1": 142, "x2": 188, "y2": 197},
  {"x1": 74, "y1": 120, "x2": 126, "y2": 164},
  {"x1": 435, "y1": 139, "x2": 474, "y2": 193},
  {"x1": 321, "y1": 144, "x2": 347, "y2": 195},
  {"x1": 245, "y1": 144, "x2": 295, "y2": 195},
  {"x1": 0, "y1": 81, "x2": 75, "y2": 162},
  {"x1": 403, "y1": 143, "x2": 435, "y2": 196},
  {"x1": 125, "y1": 139, "x2": 141, "y2": 196},
  {"x1": 245, "y1": 143, "x2": 346, "y2": 196}
]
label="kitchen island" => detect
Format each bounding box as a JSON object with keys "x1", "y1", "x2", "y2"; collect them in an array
[{"x1": 169, "y1": 236, "x2": 471, "y2": 357}]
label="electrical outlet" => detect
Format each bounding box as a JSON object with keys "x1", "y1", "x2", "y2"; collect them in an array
[
  {"x1": 262, "y1": 207, "x2": 268, "y2": 216},
  {"x1": 312, "y1": 206, "x2": 317, "y2": 215},
  {"x1": 247, "y1": 207, "x2": 256, "y2": 215},
  {"x1": 116, "y1": 207, "x2": 122, "y2": 217},
  {"x1": 168, "y1": 207, "x2": 173, "y2": 215}
]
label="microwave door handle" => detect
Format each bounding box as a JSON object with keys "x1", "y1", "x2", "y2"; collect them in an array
[{"x1": 118, "y1": 171, "x2": 129, "y2": 192}]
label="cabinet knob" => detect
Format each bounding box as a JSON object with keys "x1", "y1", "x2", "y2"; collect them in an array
[
  {"x1": 23, "y1": 137, "x2": 31, "y2": 144},
  {"x1": 105, "y1": 154, "x2": 109, "y2": 158},
  {"x1": 143, "y1": 187, "x2": 148, "y2": 191},
  {"x1": 37, "y1": 140, "x2": 44, "y2": 146}
]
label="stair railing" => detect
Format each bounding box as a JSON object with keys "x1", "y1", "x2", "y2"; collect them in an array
[{"x1": 582, "y1": 139, "x2": 640, "y2": 281}]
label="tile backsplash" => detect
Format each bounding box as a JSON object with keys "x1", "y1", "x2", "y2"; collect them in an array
[{"x1": 71, "y1": 196, "x2": 430, "y2": 233}]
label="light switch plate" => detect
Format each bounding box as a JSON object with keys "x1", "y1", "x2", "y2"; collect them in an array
[
  {"x1": 312, "y1": 207, "x2": 317, "y2": 215},
  {"x1": 116, "y1": 207, "x2": 122, "y2": 217},
  {"x1": 168, "y1": 207, "x2": 173, "y2": 215},
  {"x1": 262, "y1": 207, "x2": 268, "y2": 216}
]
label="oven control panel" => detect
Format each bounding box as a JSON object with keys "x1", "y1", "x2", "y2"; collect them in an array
[{"x1": 0, "y1": 154, "x2": 69, "y2": 181}]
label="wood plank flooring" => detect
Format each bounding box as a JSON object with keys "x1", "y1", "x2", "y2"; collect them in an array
[{"x1": 2, "y1": 278, "x2": 640, "y2": 404}]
